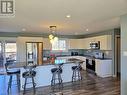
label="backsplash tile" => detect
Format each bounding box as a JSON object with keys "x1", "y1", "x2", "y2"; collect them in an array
[{"x1": 43, "y1": 49, "x2": 112, "y2": 59}]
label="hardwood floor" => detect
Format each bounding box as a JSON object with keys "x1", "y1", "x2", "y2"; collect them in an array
[{"x1": 0, "y1": 70, "x2": 120, "y2": 95}]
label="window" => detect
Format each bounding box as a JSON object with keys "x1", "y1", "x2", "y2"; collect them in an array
[
  {"x1": 5, "y1": 43, "x2": 17, "y2": 61},
  {"x1": 0, "y1": 42, "x2": 1, "y2": 52},
  {"x1": 52, "y1": 40, "x2": 67, "y2": 51}
]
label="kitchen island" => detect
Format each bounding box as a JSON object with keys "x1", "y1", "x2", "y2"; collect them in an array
[
  {"x1": 19, "y1": 59, "x2": 82, "y2": 90},
  {"x1": 11, "y1": 55, "x2": 112, "y2": 90}
]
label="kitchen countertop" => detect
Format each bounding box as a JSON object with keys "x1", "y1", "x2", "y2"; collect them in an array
[
  {"x1": 95, "y1": 58, "x2": 112, "y2": 60},
  {"x1": 56, "y1": 55, "x2": 112, "y2": 60},
  {"x1": 9, "y1": 58, "x2": 83, "y2": 68},
  {"x1": 10, "y1": 56, "x2": 111, "y2": 68}
]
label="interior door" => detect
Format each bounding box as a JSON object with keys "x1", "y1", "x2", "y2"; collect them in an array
[
  {"x1": 0, "y1": 42, "x2": 3, "y2": 67},
  {"x1": 117, "y1": 37, "x2": 121, "y2": 75}
]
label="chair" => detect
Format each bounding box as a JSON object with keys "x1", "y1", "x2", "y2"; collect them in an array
[
  {"x1": 72, "y1": 63, "x2": 82, "y2": 82},
  {"x1": 5, "y1": 61, "x2": 20, "y2": 91},
  {"x1": 51, "y1": 63, "x2": 63, "y2": 89},
  {"x1": 22, "y1": 65, "x2": 36, "y2": 94}
]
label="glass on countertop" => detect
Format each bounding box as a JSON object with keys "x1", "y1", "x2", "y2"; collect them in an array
[{"x1": 55, "y1": 59, "x2": 66, "y2": 65}]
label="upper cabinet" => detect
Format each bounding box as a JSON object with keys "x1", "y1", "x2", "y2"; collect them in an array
[
  {"x1": 97, "y1": 35, "x2": 112, "y2": 50},
  {"x1": 83, "y1": 37, "x2": 94, "y2": 49},
  {"x1": 83, "y1": 35, "x2": 112, "y2": 50},
  {"x1": 69, "y1": 35, "x2": 112, "y2": 50},
  {"x1": 69, "y1": 39, "x2": 85, "y2": 49}
]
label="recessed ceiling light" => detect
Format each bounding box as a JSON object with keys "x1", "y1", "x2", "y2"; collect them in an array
[
  {"x1": 22, "y1": 28, "x2": 26, "y2": 32},
  {"x1": 66, "y1": 15, "x2": 71, "y2": 18},
  {"x1": 86, "y1": 29, "x2": 89, "y2": 31},
  {"x1": 75, "y1": 32, "x2": 78, "y2": 35}
]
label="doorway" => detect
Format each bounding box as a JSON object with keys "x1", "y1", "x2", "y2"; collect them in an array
[
  {"x1": 0, "y1": 42, "x2": 3, "y2": 67},
  {"x1": 0, "y1": 41, "x2": 16, "y2": 68},
  {"x1": 116, "y1": 36, "x2": 121, "y2": 77}
]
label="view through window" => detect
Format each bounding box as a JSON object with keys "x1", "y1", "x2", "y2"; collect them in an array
[
  {"x1": 52, "y1": 40, "x2": 66, "y2": 51},
  {"x1": 5, "y1": 43, "x2": 17, "y2": 61},
  {"x1": 0, "y1": 42, "x2": 3, "y2": 67}
]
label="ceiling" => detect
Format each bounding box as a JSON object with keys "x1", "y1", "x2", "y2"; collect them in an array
[{"x1": 0, "y1": 0, "x2": 127, "y2": 35}]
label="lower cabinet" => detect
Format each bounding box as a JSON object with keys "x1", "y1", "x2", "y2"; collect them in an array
[
  {"x1": 95, "y1": 59, "x2": 112, "y2": 77},
  {"x1": 57, "y1": 56, "x2": 112, "y2": 77}
]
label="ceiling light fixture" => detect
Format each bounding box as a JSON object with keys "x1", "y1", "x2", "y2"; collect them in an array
[
  {"x1": 49, "y1": 26, "x2": 58, "y2": 44},
  {"x1": 66, "y1": 14, "x2": 71, "y2": 18},
  {"x1": 22, "y1": 28, "x2": 26, "y2": 32}
]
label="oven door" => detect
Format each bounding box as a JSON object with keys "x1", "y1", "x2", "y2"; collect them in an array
[{"x1": 86, "y1": 59, "x2": 95, "y2": 71}]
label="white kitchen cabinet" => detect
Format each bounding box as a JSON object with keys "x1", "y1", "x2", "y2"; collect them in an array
[
  {"x1": 95, "y1": 35, "x2": 112, "y2": 50},
  {"x1": 69, "y1": 39, "x2": 85, "y2": 49},
  {"x1": 69, "y1": 39, "x2": 78, "y2": 49},
  {"x1": 95, "y1": 59, "x2": 112, "y2": 77},
  {"x1": 83, "y1": 38, "x2": 91, "y2": 49},
  {"x1": 82, "y1": 35, "x2": 112, "y2": 50}
]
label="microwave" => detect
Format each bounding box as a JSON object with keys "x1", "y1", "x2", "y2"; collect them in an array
[{"x1": 90, "y1": 41, "x2": 100, "y2": 49}]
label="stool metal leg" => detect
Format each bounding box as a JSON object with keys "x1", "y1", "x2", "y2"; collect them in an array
[
  {"x1": 78, "y1": 71, "x2": 80, "y2": 80},
  {"x1": 72, "y1": 69, "x2": 82, "y2": 82},
  {"x1": 51, "y1": 73, "x2": 56, "y2": 90},
  {"x1": 74, "y1": 71, "x2": 76, "y2": 81},
  {"x1": 51, "y1": 73, "x2": 55, "y2": 86},
  {"x1": 8, "y1": 75, "x2": 12, "y2": 91},
  {"x1": 72, "y1": 70, "x2": 75, "y2": 82},
  {"x1": 23, "y1": 78, "x2": 27, "y2": 94},
  {"x1": 58, "y1": 73, "x2": 63, "y2": 89},
  {"x1": 32, "y1": 77, "x2": 36, "y2": 93},
  {"x1": 16, "y1": 74, "x2": 20, "y2": 90}
]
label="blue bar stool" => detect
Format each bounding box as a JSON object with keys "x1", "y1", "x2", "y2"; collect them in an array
[
  {"x1": 22, "y1": 65, "x2": 36, "y2": 94},
  {"x1": 51, "y1": 63, "x2": 63, "y2": 90},
  {"x1": 5, "y1": 61, "x2": 20, "y2": 91},
  {"x1": 72, "y1": 63, "x2": 82, "y2": 82}
]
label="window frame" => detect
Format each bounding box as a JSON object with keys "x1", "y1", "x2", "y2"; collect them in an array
[{"x1": 51, "y1": 39, "x2": 68, "y2": 52}]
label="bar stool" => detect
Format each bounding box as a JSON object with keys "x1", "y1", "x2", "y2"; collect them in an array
[
  {"x1": 22, "y1": 65, "x2": 36, "y2": 94},
  {"x1": 51, "y1": 63, "x2": 63, "y2": 89},
  {"x1": 5, "y1": 62, "x2": 20, "y2": 91},
  {"x1": 72, "y1": 63, "x2": 82, "y2": 82}
]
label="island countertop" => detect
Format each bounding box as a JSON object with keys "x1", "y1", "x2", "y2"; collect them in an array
[{"x1": 9, "y1": 58, "x2": 84, "y2": 68}]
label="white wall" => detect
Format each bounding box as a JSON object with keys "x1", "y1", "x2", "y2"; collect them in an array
[
  {"x1": 16, "y1": 37, "x2": 43, "y2": 62},
  {"x1": 121, "y1": 14, "x2": 127, "y2": 95},
  {"x1": 0, "y1": 37, "x2": 17, "y2": 42}
]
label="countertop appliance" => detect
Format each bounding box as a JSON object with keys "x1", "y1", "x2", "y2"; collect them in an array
[
  {"x1": 95, "y1": 52, "x2": 104, "y2": 59},
  {"x1": 71, "y1": 52, "x2": 78, "y2": 56}
]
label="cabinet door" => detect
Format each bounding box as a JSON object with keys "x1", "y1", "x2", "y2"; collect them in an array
[
  {"x1": 95, "y1": 59, "x2": 101, "y2": 75},
  {"x1": 77, "y1": 39, "x2": 85, "y2": 49},
  {"x1": 83, "y1": 38, "x2": 90, "y2": 49},
  {"x1": 97, "y1": 35, "x2": 112, "y2": 50},
  {"x1": 69, "y1": 39, "x2": 78, "y2": 49},
  {"x1": 69, "y1": 39, "x2": 85, "y2": 49},
  {"x1": 96, "y1": 36, "x2": 107, "y2": 50}
]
